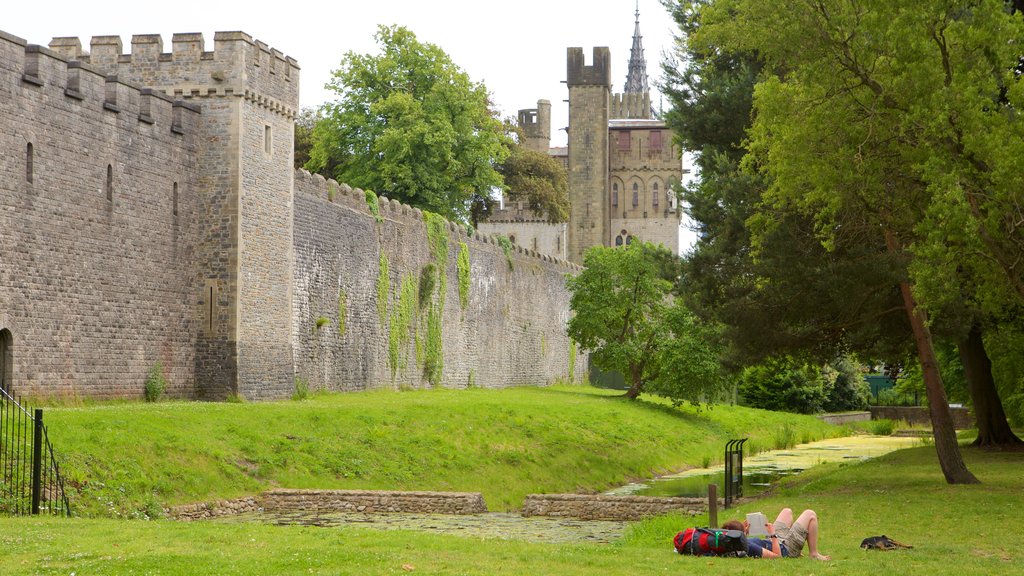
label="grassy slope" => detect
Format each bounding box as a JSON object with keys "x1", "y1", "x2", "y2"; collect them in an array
[
  {"x1": 44, "y1": 386, "x2": 838, "y2": 517},
  {"x1": 2, "y1": 445, "x2": 1021, "y2": 575}
]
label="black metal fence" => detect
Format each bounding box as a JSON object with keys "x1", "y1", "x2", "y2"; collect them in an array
[
  {"x1": 1, "y1": 388, "x2": 70, "y2": 516},
  {"x1": 724, "y1": 438, "x2": 747, "y2": 508}
]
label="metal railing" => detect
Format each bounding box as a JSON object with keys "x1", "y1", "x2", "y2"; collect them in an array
[
  {"x1": 1, "y1": 388, "x2": 71, "y2": 516},
  {"x1": 723, "y1": 438, "x2": 747, "y2": 509}
]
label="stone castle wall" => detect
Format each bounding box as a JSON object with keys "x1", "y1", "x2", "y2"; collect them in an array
[
  {"x1": 2, "y1": 26, "x2": 583, "y2": 400},
  {"x1": 292, "y1": 170, "x2": 585, "y2": 392},
  {"x1": 0, "y1": 31, "x2": 201, "y2": 398},
  {"x1": 47, "y1": 31, "x2": 302, "y2": 399}
]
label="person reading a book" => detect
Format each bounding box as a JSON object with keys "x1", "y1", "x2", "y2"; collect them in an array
[{"x1": 722, "y1": 508, "x2": 831, "y2": 560}]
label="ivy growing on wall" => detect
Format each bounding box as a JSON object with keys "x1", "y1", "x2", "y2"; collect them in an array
[
  {"x1": 376, "y1": 251, "x2": 390, "y2": 328},
  {"x1": 495, "y1": 235, "x2": 514, "y2": 270},
  {"x1": 337, "y1": 288, "x2": 347, "y2": 336},
  {"x1": 365, "y1": 189, "x2": 383, "y2": 223},
  {"x1": 457, "y1": 242, "x2": 470, "y2": 311},
  {"x1": 388, "y1": 274, "x2": 418, "y2": 379},
  {"x1": 424, "y1": 305, "x2": 444, "y2": 386},
  {"x1": 420, "y1": 211, "x2": 451, "y2": 386}
]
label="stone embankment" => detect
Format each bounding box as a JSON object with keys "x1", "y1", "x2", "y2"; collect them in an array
[
  {"x1": 521, "y1": 494, "x2": 710, "y2": 521},
  {"x1": 169, "y1": 497, "x2": 261, "y2": 521},
  {"x1": 261, "y1": 489, "x2": 488, "y2": 515},
  {"x1": 169, "y1": 490, "x2": 712, "y2": 522}
]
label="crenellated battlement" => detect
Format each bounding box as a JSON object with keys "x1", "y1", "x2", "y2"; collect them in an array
[
  {"x1": 293, "y1": 169, "x2": 580, "y2": 270},
  {"x1": 611, "y1": 91, "x2": 652, "y2": 120},
  {"x1": 566, "y1": 47, "x2": 611, "y2": 88},
  {"x1": 0, "y1": 29, "x2": 199, "y2": 134},
  {"x1": 46, "y1": 31, "x2": 300, "y2": 118}
]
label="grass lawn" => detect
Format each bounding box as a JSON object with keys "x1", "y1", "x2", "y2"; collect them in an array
[
  {"x1": 4, "y1": 386, "x2": 1020, "y2": 574},
  {"x1": 40, "y1": 386, "x2": 839, "y2": 516},
  {"x1": 1, "y1": 444, "x2": 1020, "y2": 575}
]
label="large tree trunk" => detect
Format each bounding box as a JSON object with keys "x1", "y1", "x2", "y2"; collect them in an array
[
  {"x1": 886, "y1": 230, "x2": 979, "y2": 484},
  {"x1": 625, "y1": 365, "x2": 643, "y2": 399},
  {"x1": 958, "y1": 323, "x2": 1023, "y2": 447}
]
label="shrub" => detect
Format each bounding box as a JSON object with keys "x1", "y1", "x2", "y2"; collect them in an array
[
  {"x1": 292, "y1": 377, "x2": 310, "y2": 401},
  {"x1": 143, "y1": 362, "x2": 166, "y2": 403},
  {"x1": 738, "y1": 358, "x2": 829, "y2": 414}
]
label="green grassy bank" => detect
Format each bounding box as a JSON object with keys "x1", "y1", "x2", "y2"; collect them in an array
[
  {"x1": 42, "y1": 386, "x2": 839, "y2": 517},
  {"x1": 2, "y1": 443, "x2": 1020, "y2": 575}
]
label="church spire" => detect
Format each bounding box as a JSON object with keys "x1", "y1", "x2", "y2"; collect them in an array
[{"x1": 623, "y1": 2, "x2": 649, "y2": 94}]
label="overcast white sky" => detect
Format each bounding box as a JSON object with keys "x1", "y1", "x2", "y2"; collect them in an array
[
  {"x1": 6, "y1": 0, "x2": 679, "y2": 147},
  {"x1": 6, "y1": 0, "x2": 696, "y2": 250}
]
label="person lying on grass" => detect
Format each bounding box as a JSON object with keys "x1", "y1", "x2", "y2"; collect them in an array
[{"x1": 722, "y1": 508, "x2": 831, "y2": 560}]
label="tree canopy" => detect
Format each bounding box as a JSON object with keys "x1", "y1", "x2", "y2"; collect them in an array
[
  {"x1": 566, "y1": 242, "x2": 726, "y2": 403},
  {"x1": 307, "y1": 25, "x2": 511, "y2": 223},
  {"x1": 496, "y1": 143, "x2": 569, "y2": 224}
]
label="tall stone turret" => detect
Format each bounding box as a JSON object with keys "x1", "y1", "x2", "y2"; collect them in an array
[
  {"x1": 49, "y1": 32, "x2": 301, "y2": 400},
  {"x1": 517, "y1": 99, "x2": 551, "y2": 153},
  {"x1": 566, "y1": 47, "x2": 611, "y2": 264},
  {"x1": 623, "y1": 4, "x2": 650, "y2": 95}
]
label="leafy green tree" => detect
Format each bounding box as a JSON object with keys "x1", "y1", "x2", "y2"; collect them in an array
[
  {"x1": 293, "y1": 107, "x2": 320, "y2": 171},
  {"x1": 683, "y1": 0, "x2": 1024, "y2": 482},
  {"x1": 307, "y1": 25, "x2": 511, "y2": 223},
  {"x1": 739, "y1": 359, "x2": 831, "y2": 415},
  {"x1": 566, "y1": 242, "x2": 725, "y2": 402},
  {"x1": 496, "y1": 143, "x2": 569, "y2": 223}
]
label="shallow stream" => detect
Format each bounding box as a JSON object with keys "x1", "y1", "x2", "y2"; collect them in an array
[{"x1": 605, "y1": 435, "x2": 921, "y2": 498}]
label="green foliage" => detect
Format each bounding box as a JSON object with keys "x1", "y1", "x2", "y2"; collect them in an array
[
  {"x1": 314, "y1": 316, "x2": 330, "y2": 331},
  {"x1": 376, "y1": 251, "x2": 389, "y2": 327},
  {"x1": 456, "y1": 241, "x2": 470, "y2": 310},
  {"x1": 336, "y1": 289, "x2": 347, "y2": 336},
  {"x1": 292, "y1": 377, "x2": 310, "y2": 401},
  {"x1": 495, "y1": 234, "x2": 514, "y2": 270},
  {"x1": 423, "y1": 305, "x2": 444, "y2": 386},
  {"x1": 327, "y1": 181, "x2": 337, "y2": 202},
  {"x1": 567, "y1": 242, "x2": 727, "y2": 403},
  {"x1": 496, "y1": 143, "x2": 569, "y2": 223},
  {"x1": 738, "y1": 358, "x2": 830, "y2": 414},
  {"x1": 292, "y1": 106, "x2": 320, "y2": 171},
  {"x1": 143, "y1": 362, "x2": 166, "y2": 403},
  {"x1": 417, "y1": 263, "x2": 436, "y2": 310},
  {"x1": 388, "y1": 274, "x2": 418, "y2": 379},
  {"x1": 307, "y1": 25, "x2": 512, "y2": 223},
  {"x1": 423, "y1": 211, "x2": 450, "y2": 269},
  {"x1": 365, "y1": 189, "x2": 383, "y2": 223},
  {"x1": 823, "y1": 355, "x2": 872, "y2": 412}
]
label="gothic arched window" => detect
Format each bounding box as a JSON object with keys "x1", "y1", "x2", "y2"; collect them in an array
[{"x1": 632, "y1": 183, "x2": 639, "y2": 207}]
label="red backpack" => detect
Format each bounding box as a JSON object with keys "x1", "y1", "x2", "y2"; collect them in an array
[{"x1": 674, "y1": 528, "x2": 748, "y2": 556}]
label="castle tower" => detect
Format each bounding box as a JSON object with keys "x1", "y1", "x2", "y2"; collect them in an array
[
  {"x1": 517, "y1": 99, "x2": 551, "y2": 153},
  {"x1": 48, "y1": 33, "x2": 301, "y2": 400},
  {"x1": 566, "y1": 47, "x2": 612, "y2": 264}
]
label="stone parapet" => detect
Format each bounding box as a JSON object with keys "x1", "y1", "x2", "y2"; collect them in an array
[
  {"x1": 168, "y1": 497, "x2": 261, "y2": 521},
  {"x1": 522, "y1": 494, "x2": 710, "y2": 521},
  {"x1": 262, "y1": 489, "x2": 488, "y2": 515},
  {"x1": 817, "y1": 412, "x2": 871, "y2": 425},
  {"x1": 869, "y1": 406, "x2": 973, "y2": 430}
]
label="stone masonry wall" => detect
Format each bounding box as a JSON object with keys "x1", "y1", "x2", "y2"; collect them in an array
[
  {"x1": 51, "y1": 32, "x2": 301, "y2": 399},
  {"x1": 292, "y1": 170, "x2": 586, "y2": 392},
  {"x1": 566, "y1": 48, "x2": 611, "y2": 264},
  {"x1": 262, "y1": 489, "x2": 488, "y2": 515},
  {"x1": 0, "y1": 31, "x2": 200, "y2": 398},
  {"x1": 870, "y1": 406, "x2": 973, "y2": 430},
  {"x1": 522, "y1": 494, "x2": 709, "y2": 521}
]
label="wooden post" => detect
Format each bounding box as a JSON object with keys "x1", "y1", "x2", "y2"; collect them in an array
[{"x1": 708, "y1": 484, "x2": 718, "y2": 528}]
